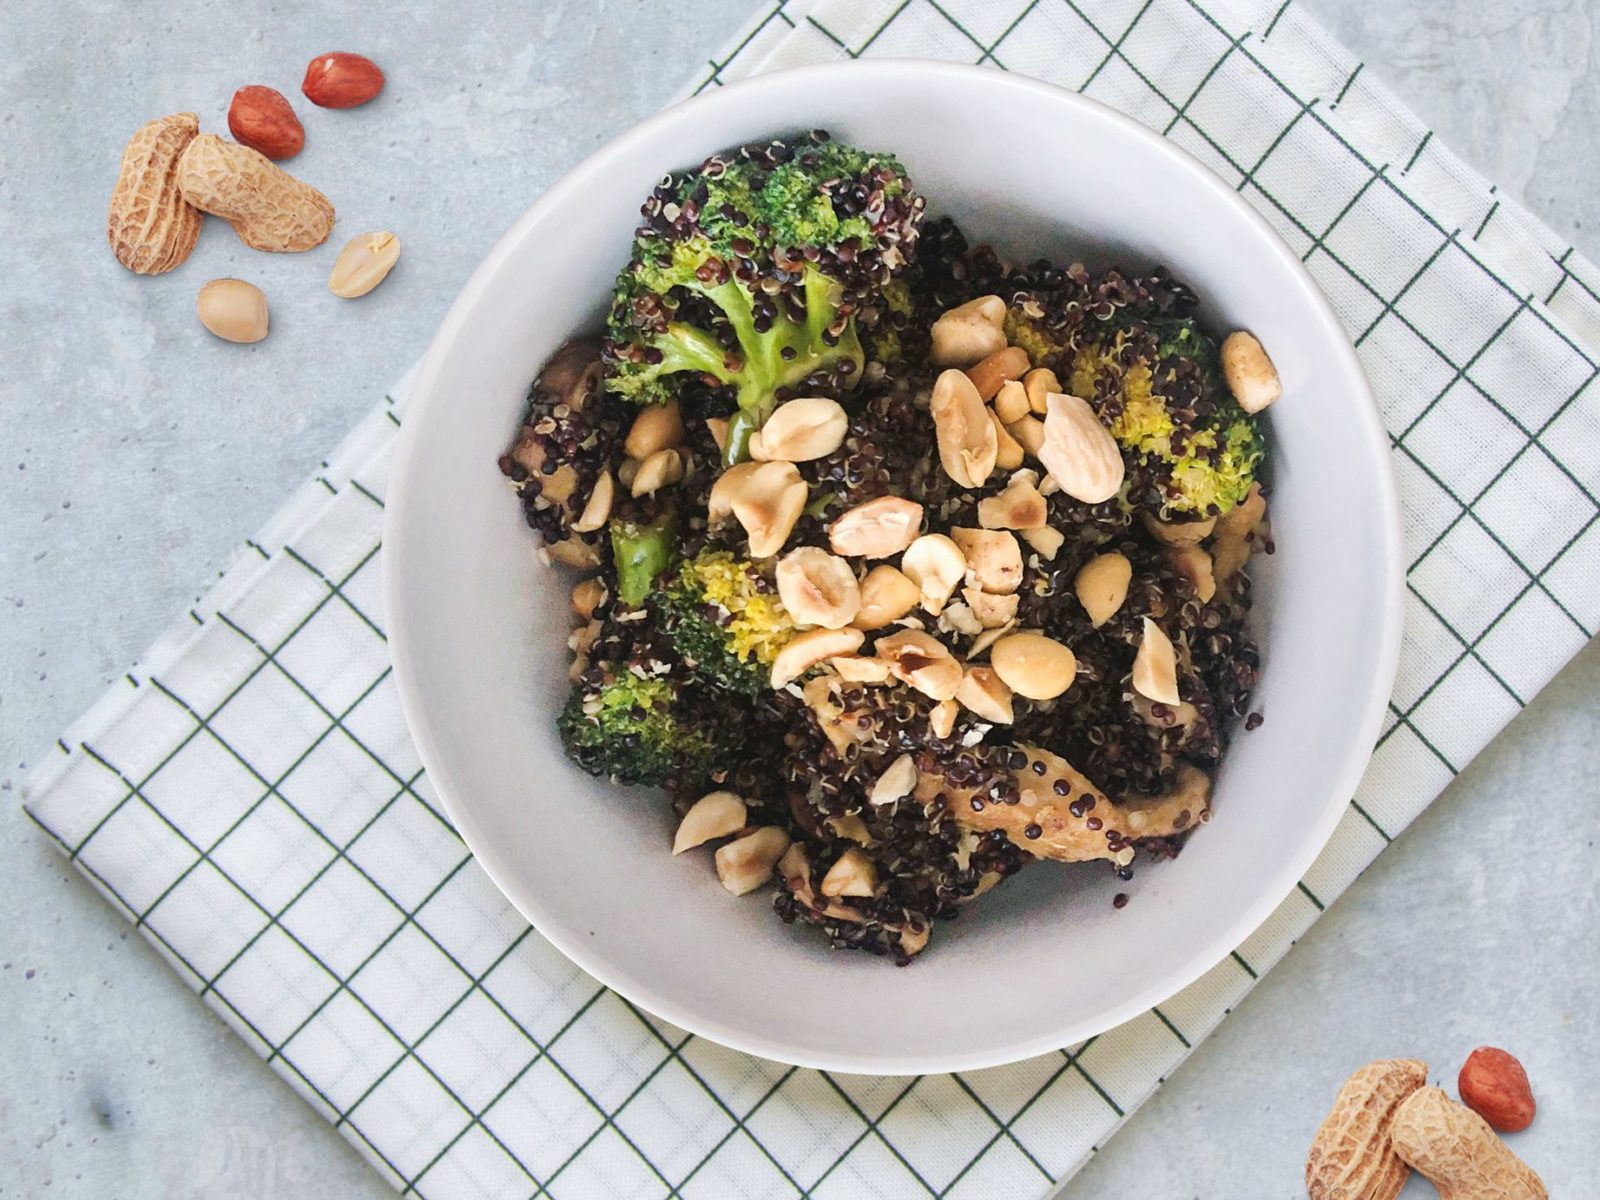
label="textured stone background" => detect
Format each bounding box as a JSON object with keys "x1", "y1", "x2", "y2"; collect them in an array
[{"x1": 1, "y1": 1, "x2": 1595, "y2": 1196}]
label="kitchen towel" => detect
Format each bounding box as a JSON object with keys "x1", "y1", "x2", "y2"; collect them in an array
[{"x1": 23, "y1": 1, "x2": 1600, "y2": 1197}]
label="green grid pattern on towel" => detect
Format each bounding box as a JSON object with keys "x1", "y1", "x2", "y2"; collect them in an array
[{"x1": 22, "y1": 1, "x2": 1600, "y2": 1197}]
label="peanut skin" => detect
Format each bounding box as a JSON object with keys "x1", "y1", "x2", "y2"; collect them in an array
[
  {"x1": 1457, "y1": 1047, "x2": 1535, "y2": 1132},
  {"x1": 1390, "y1": 1087, "x2": 1546, "y2": 1200}
]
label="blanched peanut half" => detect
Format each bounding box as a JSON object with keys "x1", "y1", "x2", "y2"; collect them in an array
[
  {"x1": 828, "y1": 813, "x2": 873, "y2": 845},
  {"x1": 965, "y1": 347, "x2": 1031, "y2": 401},
  {"x1": 708, "y1": 461, "x2": 760, "y2": 523},
  {"x1": 1220, "y1": 330, "x2": 1281, "y2": 414},
  {"x1": 705, "y1": 416, "x2": 730, "y2": 454},
  {"x1": 967, "y1": 619, "x2": 1017, "y2": 660},
  {"x1": 978, "y1": 477, "x2": 1047, "y2": 530},
  {"x1": 624, "y1": 398, "x2": 684, "y2": 460},
  {"x1": 829, "y1": 495, "x2": 924, "y2": 559},
  {"x1": 197, "y1": 278, "x2": 269, "y2": 343},
  {"x1": 1167, "y1": 544, "x2": 1216, "y2": 602},
  {"x1": 1023, "y1": 367, "x2": 1061, "y2": 415},
  {"x1": 630, "y1": 448, "x2": 683, "y2": 497},
  {"x1": 990, "y1": 632, "x2": 1078, "y2": 701},
  {"x1": 870, "y1": 753, "x2": 918, "y2": 806},
  {"x1": 570, "y1": 577, "x2": 607, "y2": 620},
  {"x1": 1020, "y1": 524, "x2": 1065, "y2": 560},
  {"x1": 853, "y1": 564, "x2": 921, "y2": 630},
  {"x1": 874, "y1": 629, "x2": 963, "y2": 701},
  {"x1": 940, "y1": 602, "x2": 983, "y2": 637},
  {"x1": 829, "y1": 654, "x2": 892, "y2": 684},
  {"x1": 1007, "y1": 414, "x2": 1046, "y2": 458},
  {"x1": 993, "y1": 379, "x2": 1030, "y2": 425},
  {"x1": 821, "y1": 847, "x2": 878, "y2": 897},
  {"x1": 715, "y1": 826, "x2": 791, "y2": 895},
  {"x1": 1040, "y1": 393, "x2": 1124, "y2": 503},
  {"x1": 546, "y1": 538, "x2": 600, "y2": 569},
  {"x1": 731, "y1": 461, "x2": 808, "y2": 558},
  {"x1": 929, "y1": 294, "x2": 1007, "y2": 367},
  {"x1": 929, "y1": 699, "x2": 958, "y2": 739},
  {"x1": 956, "y1": 665, "x2": 1014, "y2": 724},
  {"x1": 1075, "y1": 552, "x2": 1131, "y2": 627},
  {"x1": 990, "y1": 409, "x2": 1024, "y2": 470},
  {"x1": 570, "y1": 469, "x2": 615, "y2": 533},
  {"x1": 753, "y1": 396, "x2": 848, "y2": 462},
  {"x1": 771, "y1": 626, "x2": 864, "y2": 689},
  {"x1": 673, "y1": 791, "x2": 747, "y2": 854},
  {"x1": 950, "y1": 527, "x2": 1022, "y2": 594},
  {"x1": 931, "y1": 369, "x2": 998, "y2": 488},
  {"x1": 901, "y1": 533, "x2": 967, "y2": 615},
  {"x1": 961, "y1": 586, "x2": 1018, "y2": 629},
  {"x1": 1141, "y1": 511, "x2": 1215, "y2": 546},
  {"x1": 1132, "y1": 617, "x2": 1180, "y2": 704},
  {"x1": 328, "y1": 232, "x2": 401, "y2": 299},
  {"x1": 776, "y1": 547, "x2": 861, "y2": 629}
]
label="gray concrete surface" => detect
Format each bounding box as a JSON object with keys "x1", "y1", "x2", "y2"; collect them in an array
[{"x1": 1, "y1": 1, "x2": 1595, "y2": 1196}]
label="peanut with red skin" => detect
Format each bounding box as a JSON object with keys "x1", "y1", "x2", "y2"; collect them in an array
[{"x1": 1457, "y1": 1047, "x2": 1535, "y2": 1133}]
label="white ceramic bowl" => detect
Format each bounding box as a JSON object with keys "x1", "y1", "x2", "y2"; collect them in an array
[{"x1": 385, "y1": 61, "x2": 1402, "y2": 1074}]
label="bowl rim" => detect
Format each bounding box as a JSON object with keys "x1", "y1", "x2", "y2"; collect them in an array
[{"x1": 384, "y1": 58, "x2": 1405, "y2": 1075}]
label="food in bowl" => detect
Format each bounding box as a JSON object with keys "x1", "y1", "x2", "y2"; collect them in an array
[{"x1": 497, "y1": 130, "x2": 1280, "y2": 964}]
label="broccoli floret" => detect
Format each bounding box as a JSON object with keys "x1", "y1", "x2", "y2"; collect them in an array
[
  {"x1": 658, "y1": 549, "x2": 798, "y2": 694},
  {"x1": 609, "y1": 511, "x2": 677, "y2": 606},
  {"x1": 602, "y1": 132, "x2": 925, "y2": 455},
  {"x1": 1070, "y1": 318, "x2": 1263, "y2": 517},
  {"x1": 558, "y1": 668, "x2": 716, "y2": 786}
]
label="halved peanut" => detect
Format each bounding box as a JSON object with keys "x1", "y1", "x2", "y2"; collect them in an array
[
  {"x1": 828, "y1": 813, "x2": 873, "y2": 845},
  {"x1": 771, "y1": 626, "x2": 865, "y2": 689},
  {"x1": 570, "y1": 469, "x2": 614, "y2": 534},
  {"x1": 673, "y1": 791, "x2": 747, "y2": 854},
  {"x1": 1040, "y1": 393, "x2": 1124, "y2": 503},
  {"x1": 956, "y1": 665, "x2": 1015, "y2": 724},
  {"x1": 1142, "y1": 512, "x2": 1215, "y2": 546},
  {"x1": 571, "y1": 577, "x2": 607, "y2": 620},
  {"x1": 929, "y1": 699, "x2": 958, "y2": 740},
  {"x1": 624, "y1": 399, "x2": 684, "y2": 460},
  {"x1": 967, "y1": 620, "x2": 1017, "y2": 660},
  {"x1": 776, "y1": 546, "x2": 861, "y2": 629},
  {"x1": 951, "y1": 528, "x2": 1022, "y2": 594},
  {"x1": 821, "y1": 847, "x2": 878, "y2": 897},
  {"x1": 546, "y1": 538, "x2": 600, "y2": 569},
  {"x1": 630, "y1": 448, "x2": 684, "y2": 497},
  {"x1": 961, "y1": 586, "x2": 1018, "y2": 629},
  {"x1": 931, "y1": 369, "x2": 998, "y2": 489},
  {"x1": 965, "y1": 346, "x2": 1030, "y2": 401},
  {"x1": 1132, "y1": 617, "x2": 1180, "y2": 704},
  {"x1": 1220, "y1": 330, "x2": 1281, "y2": 414},
  {"x1": 1023, "y1": 367, "x2": 1061, "y2": 415},
  {"x1": 616, "y1": 458, "x2": 639, "y2": 491},
  {"x1": 874, "y1": 630, "x2": 963, "y2": 701},
  {"x1": 990, "y1": 409, "x2": 1024, "y2": 470},
  {"x1": 870, "y1": 753, "x2": 918, "y2": 806},
  {"x1": 940, "y1": 602, "x2": 983, "y2": 637},
  {"x1": 994, "y1": 378, "x2": 1031, "y2": 424},
  {"x1": 1075, "y1": 552, "x2": 1131, "y2": 627},
  {"x1": 708, "y1": 461, "x2": 760, "y2": 523},
  {"x1": 705, "y1": 416, "x2": 730, "y2": 454},
  {"x1": 753, "y1": 396, "x2": 848, "y2": 462},
  {"x1": 715, "y1": 827, "x2": 791, "y2": 895},
  {"x1": 536, "y1": 462, "x2": 578, "y2": 505},
  {"x1": 853, "y1": 564, "x2": 922, "y2": 630},
  {"x1": 978, "y1": 478, "x2": 1047, "y2": 530},
  {"x1": 990, "y1": 632, "x2": 1077, "y2": 701},
  {"x1": 1020, "y1": 524, "x2": 1064, "y2": 560},
  {"x1": 1167, "y1": 545, "x2": 1216, "y2": 602},
  {"x1": 830, "y1": 654, "x2": 892, "y2": 684},
  {"x1": 930, "y1": 295, "x2": 1006, "y2": 367},
  {"x1": 1007, "y1": 414, "x2": 1046, "y2": 457},
  {"x1": 901, "y1": 533, "x2": 967, "y2": 615},
  {"x1": 829, "y1": 495, "x2": 924, "y2": 559},
  {"x1": 1216, "y1": 482, "x2": 1267, "y2": 540},
  {"x1": 731, "y1": 461, "x2": 808, "y2": 557}
]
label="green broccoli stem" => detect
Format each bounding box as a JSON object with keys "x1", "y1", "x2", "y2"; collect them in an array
[{"x1": 610, "y1": 511, "x2": 677, "y2": 606}]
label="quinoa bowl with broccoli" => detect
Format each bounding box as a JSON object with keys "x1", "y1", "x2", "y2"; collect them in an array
[{"x1": 385, "y1": 62, "x2": 1401, "y2": 1072}]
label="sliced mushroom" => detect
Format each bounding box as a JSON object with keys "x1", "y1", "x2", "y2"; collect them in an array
[{"x1": 673, "y1": 791, "x2": 748, "y2": 854}]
